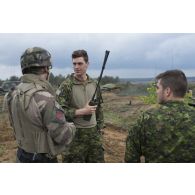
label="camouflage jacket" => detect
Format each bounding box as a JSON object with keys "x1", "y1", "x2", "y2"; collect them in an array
[
  {"x1": 56, "y1": 73, "x2": 104, "y2": 130},
  {"x1": 125, "y1": 101, "x2": 195, "y2": 163},
  {"x1": 6, "y1": 74, "x2": 76, "y2": 156}
]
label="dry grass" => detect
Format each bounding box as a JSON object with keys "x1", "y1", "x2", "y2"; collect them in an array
[{"x1": 0, "y1": 111, "x2": 16, "y2": 162}]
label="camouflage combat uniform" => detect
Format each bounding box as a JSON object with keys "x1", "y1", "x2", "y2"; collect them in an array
[
  {"x1": 57, "y1": 73, "x2": 104, "y2": 162},
  {"x1": 125, "y1": 101, "x2": 195, "y2": 163},
  {"x1": 7, "y1": 74, "x2": 76, "y2": 163}
]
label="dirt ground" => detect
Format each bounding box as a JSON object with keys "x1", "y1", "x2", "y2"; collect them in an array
[
  {"x1": 0, "y1": 93, "x2": 151, "y2": 163},
  {"x1": 0, "y1": 112, "x2": 17, "y2": 162},
  {"x1": 103, "y1": 124, "x2": 127, "y2": 163},
  {"x1": 102, "y1": 92, "x2": 152, "y2": 162},
  {"x1": 0, "y1": 112, "x2": 127, "y2": 163}
]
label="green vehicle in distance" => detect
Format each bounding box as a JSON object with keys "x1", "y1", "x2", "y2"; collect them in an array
[{"x1": 0, "y1": 81, "x2": 21, "y2": 95}]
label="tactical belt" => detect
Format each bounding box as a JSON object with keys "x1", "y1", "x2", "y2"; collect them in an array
[{"x1": 17, "y1": 147, "x2": 57, "y2": 163}]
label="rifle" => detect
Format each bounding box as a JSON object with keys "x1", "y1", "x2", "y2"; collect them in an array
[{"x1": 83, "y1": 50, "x2": 110, "y2": 121}]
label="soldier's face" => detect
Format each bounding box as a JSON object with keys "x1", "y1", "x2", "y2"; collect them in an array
[
  {"x1": 73, "y1": 57, "x2": 89, "y2": 77},
  {"x1": 156, "y1": 79, "x2": 166, "y2": 103}
]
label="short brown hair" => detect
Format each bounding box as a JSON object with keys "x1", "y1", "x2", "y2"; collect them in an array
[
  {"x1": 156, "y1": 69, "x2": 187, "y2": 98},
  {"x1": 72, "y1": 50, "x2": 88, "y2": 63}
]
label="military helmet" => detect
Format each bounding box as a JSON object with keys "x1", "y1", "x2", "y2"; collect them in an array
[{"x1": 20, "y1": 47, "x2": 52, "y2": 71}]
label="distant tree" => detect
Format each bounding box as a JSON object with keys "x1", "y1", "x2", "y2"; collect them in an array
[
  {"x1": 115, "y1": 76, "x2": 120, "y2": 83},
  {"x1": 49, "y1": 74, "x2": 66, "y2": 88},
  {"x1": 54, "y1": 74, "x2": 65, "y2": 87},
  {"x1": 9, "y1": 76, "x2": 20, "y2": 81},
  {"x1": 49, "y1": 73, "x2": 55, "y2": 86},
  {"x1": 100, "y1": 75, "x2": 120, "y2": 85},
  {"x1": 140, "y1": 82, "x2": 157, "y2": 104}
]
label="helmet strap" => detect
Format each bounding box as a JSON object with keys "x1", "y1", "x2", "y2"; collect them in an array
[{"x1": 44, "y1": 67, "x2": 50, "y2": 81}]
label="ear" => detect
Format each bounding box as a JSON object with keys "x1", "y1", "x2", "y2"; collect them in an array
[
  {"x1": 86, "y1": 62, "x2": 89, "y2": 68},
  {"x1": 165, "y1": 87, "x2": 172, "y2": 97}
]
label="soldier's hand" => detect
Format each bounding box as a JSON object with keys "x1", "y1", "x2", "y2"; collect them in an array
[
  {"x1": 75, "y1": 102, "x2": 97, "y2": 116},
  {"x1": 83, "y1": 102, "x2": 97, "y2": 115}
]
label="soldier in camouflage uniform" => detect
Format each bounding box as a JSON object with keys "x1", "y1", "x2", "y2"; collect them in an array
[
  {"x1": 57, "y1": 50, "x2": 104, "y2": 163},
  {"x1": 6, "y1": 47, "x2": 76, "y2": 163},
  {"x1": 125, "y1": 69, "x2": 195, "y2": 163}
]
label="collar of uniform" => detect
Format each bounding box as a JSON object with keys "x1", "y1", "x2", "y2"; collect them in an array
[
  {"x1": 21, "y1": 74, "x2": 55, "y2": 96},
  {"x1": 21, "y1": 74, "x2": 45, "y2": 82},
  {"x1": 70, "y1": 73, "x2": 94, "y2": 85},
  {"x1": 161, "y1": 100, "x2": 185, "y2": 107}
]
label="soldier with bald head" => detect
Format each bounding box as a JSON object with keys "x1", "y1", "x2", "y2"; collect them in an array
[{"x1": 6, "y1": 47, "x2": 76, "y2": 163}]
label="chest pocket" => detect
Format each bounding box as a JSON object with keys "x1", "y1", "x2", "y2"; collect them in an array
[{"x1": 71, "y1": 83, "x2": 96, "y2": 108}]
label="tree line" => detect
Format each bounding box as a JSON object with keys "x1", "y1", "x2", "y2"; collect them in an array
[{"x1": 0, "y1": 74, "x2": 120, "y2": 87}]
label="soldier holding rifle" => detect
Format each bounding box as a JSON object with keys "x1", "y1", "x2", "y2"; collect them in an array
[{"x1": 57, "y1": 50, "x2": 109, "y2": 163}]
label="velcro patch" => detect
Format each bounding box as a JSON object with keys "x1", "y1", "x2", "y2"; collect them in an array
[{"x1": 55, "y1": 110, "x2": 65, "y2": 121}]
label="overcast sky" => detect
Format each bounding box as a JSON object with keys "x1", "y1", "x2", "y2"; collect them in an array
[{"x1": 0, "y1": 33, "x2": 195, "y2": 80}]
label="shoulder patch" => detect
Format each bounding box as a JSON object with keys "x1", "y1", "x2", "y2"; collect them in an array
[{"x1": 55, "y1": 110, "x2": 65, "y2": 121}]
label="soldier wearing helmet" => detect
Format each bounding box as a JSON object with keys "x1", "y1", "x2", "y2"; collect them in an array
[{"x1": 6, "y1": 47, "x2": 76, "y2": 163}]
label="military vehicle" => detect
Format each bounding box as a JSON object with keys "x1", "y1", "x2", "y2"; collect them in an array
[
  {"x1": 0, "y1": 81, "x2": 21, "y2": 95},
  {"x1": 101, "y1": 83, "x2": 121, "y2": 92}
]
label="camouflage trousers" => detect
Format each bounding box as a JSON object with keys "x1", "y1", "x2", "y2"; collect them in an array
[{"x1": 62, "y1": 126, "x2": 104, "y2": 163}]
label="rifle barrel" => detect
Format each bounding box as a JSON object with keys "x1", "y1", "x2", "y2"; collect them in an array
[{"x1": 91, "y1": 50, "x2": 110, "y2": 101}]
